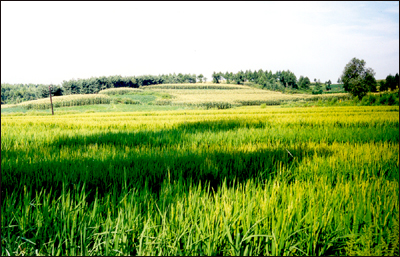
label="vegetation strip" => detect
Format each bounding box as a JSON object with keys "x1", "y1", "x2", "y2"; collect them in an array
[{"x1": 1, "y1": 106, "x2": 399, "y2": 255}]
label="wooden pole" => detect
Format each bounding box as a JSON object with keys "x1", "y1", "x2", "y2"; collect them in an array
[{"x1": 49, "y1": 85, "x2": 54, "y2": 115}]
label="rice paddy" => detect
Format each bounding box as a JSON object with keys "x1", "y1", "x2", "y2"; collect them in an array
[{"x1": 1, "y1": 105, "x2": 399, "y2": 256}]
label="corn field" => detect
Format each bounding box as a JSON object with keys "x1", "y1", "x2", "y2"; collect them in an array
[
  {"x1": 18, "y1": 95, "x2": 111, "y2": 110},
  {"x1": 147, "y1": 87, "x2": 352, "y2": 106},
  {"x1": 98, "y1": 88, "x2": 144, "y2": 95},
  {"x1": 145, "y1": 83, "x2": 250, "y2": 90},
  {"x1": 1, "y1": 106, "x2": 399, "y2": 256}
]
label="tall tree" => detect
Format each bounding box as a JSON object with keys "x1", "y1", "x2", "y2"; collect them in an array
[
  {"x1": 212, "y1": 71, "x2": 221, "y2": 83},
  {"x1": 340, "y1": 57, "x2": 376, "y2": 99},
  {"x1": 382, "y1": 74, "x2": 399, "y2": 91},
  {"x1": 325, "y1": 80, "x2": 332, "y2": 91},
  {"x1": 312, "y1": 79, "x2": 323, "y2": 94},
  {"x1": 298, "y1": 76, "x2": 311, "y2": 89},
  {"x1": 197, "y1": 74, "x2": 204, "y2": 83}
]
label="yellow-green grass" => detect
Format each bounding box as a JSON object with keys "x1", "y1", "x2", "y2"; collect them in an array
[
  {"x1": 0, "y1": 104, "x2": 18, "y2": 109},
  {"x1": 145, "y1": 83, "x2": 250, "y2": 90},
  {"x1": 98, "y1": 87, "x2": 143, "y2": 95},
  {"x1": 15, "y1": 94, "x2": 111, "y2": 110},
  {"x1": 1, "y1": 106, "x2": 399, "y2": 255},
  {"x1": 146, "y1": 87, "x2": 351, "y2": 106}
]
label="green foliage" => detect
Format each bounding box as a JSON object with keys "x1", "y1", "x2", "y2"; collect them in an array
[
  {"x1": 312, "y1": 80, "x2": 323, "y2": 94},
  {"x1": 380, "y1": 74, "x2": 399, "y2": 92},
  {"x1": 212, "y1": 71, "x2": 222, "y2": 83},
  {"x1": 1, "y1": 83, "x2": 63, "y2": 104},
  {"x1": 112, "y1": 97, "x2": 142, "y2": 105},
  {"x1": 278, "y1": 70, "x2": 297, "y2": 88},
  {"x1": 340, "y1": 57, "x2": 376, "y2": 99},
  {"x1": 364, "y1": 73, "x2": 377, "y2": 92},
  {"x1": 325, "y1": 80, "x2": 332, "y2": 91},
  {"x1": 348, "y1": 77, "x2": 369, "y2": 99},
  {"x1": 234, "y1": 70, "x2": 245, "y2": 85},
  {"x1": 298, "y1": 76, "x2": 311, "y2": 89},
  {"x1": 197, "y1": 74, "x2": 204, "y2": 83}
]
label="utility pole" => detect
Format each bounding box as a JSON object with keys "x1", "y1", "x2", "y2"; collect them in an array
[{"x1": 49, "y1": 85, "x2": 54, "y2": 115}]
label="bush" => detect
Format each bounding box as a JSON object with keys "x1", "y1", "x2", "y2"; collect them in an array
[
  {"x1": 260, "y1": 103, "x2": 266, "y2": 108},
  {"x1": 154, "y1": 99, "x2": 172, "y2": 106},
  {"x1": 387, "y1": 94, "x2": 397, "y2": 105},
  {"x1": 114, "y1": 97, "x2": 141, "y2": 104},
  {"x1": 361, "y1": 94, "x2": 378, "y2": 106},
  {"x1": 312, "y1": 89, "x2": 323, "y2": 95}
]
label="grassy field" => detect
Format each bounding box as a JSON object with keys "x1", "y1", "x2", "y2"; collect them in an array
[
  {"x1": 146, "y1": 84, "x2": 351, "y2": 106},
  {"x1": 1, "y1": 84, "x2": 355, "y2": 115},
  {"x1": 1, "y1": 105, "x2": 399, "y2": 256}
]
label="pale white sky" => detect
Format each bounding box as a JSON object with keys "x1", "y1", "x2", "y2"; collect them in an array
[{"x1": 1, "y1": 1, "x2": 399, "y2": 85}]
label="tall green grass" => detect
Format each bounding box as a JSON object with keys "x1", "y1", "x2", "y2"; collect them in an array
[{"x1": 1, "y1": 106, "x2": 399, "y2": 255}]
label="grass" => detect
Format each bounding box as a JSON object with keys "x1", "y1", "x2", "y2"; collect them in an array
[
  {"x1": 98, "y1": 88, "x2": 143, "y2": 95},
  {"x1": 1, "y1": 106, "x2": 399, "y2": 255},
  {"x1": 1, "y1": 84, "x2": 355, "y2": 114},
  {"x1": 145, "y1": 83, "x2": 250, "y2": 90}
]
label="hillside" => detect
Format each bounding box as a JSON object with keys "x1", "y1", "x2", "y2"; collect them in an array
[{"x1": 2, "y1": 83, "x2": 355, "y2": 114}]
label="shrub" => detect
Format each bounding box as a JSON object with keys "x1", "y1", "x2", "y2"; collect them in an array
[
  {"x1": 98, "y1": 88, "x2": 143, "y2": 95},
  {"x1": 361, "y1": 94, "x2": 378, "y2": 106},
  {"x1": 114, "y1": 97, "x2": 141, "y2": 105},
  {"x1": 154, "y1": 99, "x2": 172, "y2": 105}
]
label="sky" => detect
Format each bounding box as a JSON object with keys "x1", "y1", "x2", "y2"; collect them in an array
[{"x1": 1, "y1": 1, "x2": 399, "y2": 85}]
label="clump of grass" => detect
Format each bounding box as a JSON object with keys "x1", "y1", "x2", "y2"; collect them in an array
[{"x1": 112, "y1": 97, "x2": 141, "y2": 105}]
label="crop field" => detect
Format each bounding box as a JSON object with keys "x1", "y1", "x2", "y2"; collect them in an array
[
  {"x1": 1, "y1": 106, "x2": 399, "y2": 256},
  {"x1": 17, "y1": 94, "x2": 112, "y2": 110},
  {"x1": 146, "y1": 85, "x2": 351, "y2": 106},
  {"x1": 1, "y1": 85, "x2": 354, "y2": 114}
]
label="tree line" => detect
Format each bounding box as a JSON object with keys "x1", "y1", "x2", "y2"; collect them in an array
[
  {"x1": 1, "y1": 83, "x2": 63, "y2": 104},
  {"x1": 61, "y1": 73, "x2": 200, "y2": 95},
  {"x1": 1, "y1": 59, "x2": 398, "y2": 104},
  {"x1": 211, "y1": 69, "x2": 309, "y2": 90},
  {"x1": 212, "y1": 59, "x2": 399, "y2": 99},
  {"x1": 340, "y1": 57, "x2": 399, "y2": 99},
  {"x1": 1, "y1": 73, "x2": 200, "y2": 104}
]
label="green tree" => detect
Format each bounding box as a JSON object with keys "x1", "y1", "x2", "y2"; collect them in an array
[
  {"x1": 313, "y1": 79, "x2": 323, "y2": 94},
  {"x1": 224, "y1": 72, "x2": 231, "y2": 84},
  {"x1": 340, "y1": 57, "x2": 376, "y2": 99},
  {"x1": 298, "y1": 76, "x2": 311, "y2": 89},
  {"x1": 258, "y1": 74, "x2": 268, "y2": 88},
  {"x1": 212, "y1": 71, "x2": 221, "y2": 83},
  {"x1": 234, "y1": 70, "x2": 245, "y2": 84},
  {"x1": 382, "y1": 74, "x2": 399, "y2": 91},
  {"x1": 364, "y1": 73, "x2": 377, "y2": 92},
  {"x1": 379, "y1": 80, "x2": 388, "y2": 91},
  {"x1": 348, "y1": 77, "x2": 368, "y2": 99},
  {"x1": 325, "y1": 80, "x2": 332, "y2": 91},
  {"x1": 197, "y1": 74, "x2": 204, "y2": 83}
]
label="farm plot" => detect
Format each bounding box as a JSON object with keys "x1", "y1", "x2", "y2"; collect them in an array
[
  {"x1": 147, "y1": 86, "x2": 351, "y2": 106},
  {"x1": 1, "y1": 106, "x2": 399, "y2": 256}
]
